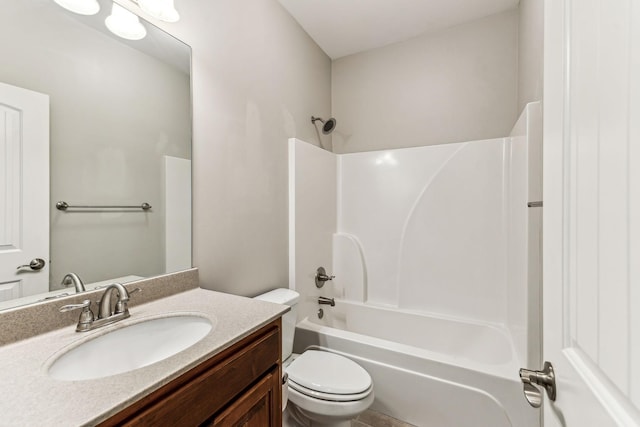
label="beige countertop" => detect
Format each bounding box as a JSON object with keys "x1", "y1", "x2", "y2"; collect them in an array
[{"x1": 0, "y1": 288, "x2": 288, "y2": 426}]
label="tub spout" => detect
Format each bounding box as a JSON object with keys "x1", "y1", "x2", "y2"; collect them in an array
[{"x1": 318, "y1": 296, "x2": 335, "y2": 307}]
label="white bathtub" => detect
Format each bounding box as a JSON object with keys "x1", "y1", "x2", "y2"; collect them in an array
[{"x1": 293, "y1": 300, "x2": 539, "y2": 427}]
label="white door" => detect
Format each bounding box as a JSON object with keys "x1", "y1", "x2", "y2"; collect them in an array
[
  {"x1": 0, "y1": 82, "x2": 49, "y2": 302},
  {"x1": 542, "y1": 0, "x2": 640, "y2": 425}
]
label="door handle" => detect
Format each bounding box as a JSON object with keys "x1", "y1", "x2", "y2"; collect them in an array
[
  {"x1": 16, "y1": 258, "x2": 46, "y2": 271},
  {"x1": 519, "y1": 361, "x2": 556, "y2": 408}
]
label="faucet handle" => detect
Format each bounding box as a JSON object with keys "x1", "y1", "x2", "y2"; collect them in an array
[
  {"x1": 115, "y1": 287, "x2": 141, "y2": 314},
  {"x1": 315, "y1": 267, "x2": 336, "y2": 288},
  {"x1": 59, "y1": 299, "x2": 91, "y2": 313},
  {"x1": 60, "y1": 299, "x2": 95, "y2": 331}
]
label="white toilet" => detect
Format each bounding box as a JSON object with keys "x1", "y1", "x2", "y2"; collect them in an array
[{"x1": 255, "y1": 288, "x2": 374, "y2": 427}]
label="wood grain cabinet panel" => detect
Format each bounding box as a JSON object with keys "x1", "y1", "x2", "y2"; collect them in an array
[{"x1": 206, "y1": 370, "x2": 280, "y2": 427}]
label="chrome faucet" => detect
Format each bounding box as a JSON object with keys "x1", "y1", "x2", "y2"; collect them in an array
[
  {"x1": 60, "y1": 283, "x2": 140, "y2": 332},
  {"x1": 98, "y1": 282, "x2": 132, "y2": 319},
  {"x1": 60, "y1": 273, "x2": 86, "y2": 293},
  {"x1": 318, "y1": 296, "x2": 335, "y2": 307}
]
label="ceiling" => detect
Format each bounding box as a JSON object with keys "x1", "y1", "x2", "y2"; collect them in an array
[{"x1": 277, "y1": 0, "x2": 520, "y2": 59}]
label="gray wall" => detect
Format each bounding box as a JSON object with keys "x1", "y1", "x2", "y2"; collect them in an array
[
  {"x1": 331, "y1": 10, "x2": 519, "y2": 153},
  {"x1": 518, "y1": 0, "x2": 544, "y2": 111},
  {"x1": 172, "y1": 1, "x2": 539, "y2": 296},
  {"x1": 150, "y1": 0, "x2": 332, "y2": 296}
]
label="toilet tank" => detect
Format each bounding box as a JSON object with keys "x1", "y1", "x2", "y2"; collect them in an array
[{"x1": 254, "y1": 288, "x2": 299, "y2": 360}]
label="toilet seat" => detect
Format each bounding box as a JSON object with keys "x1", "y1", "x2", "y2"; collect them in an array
[
  {"x1": 288, "y1": 379, "x2": 372, "y2": 402},
  {"x1": 285, "y1": 350, "x2": 372, "y2": 402}
]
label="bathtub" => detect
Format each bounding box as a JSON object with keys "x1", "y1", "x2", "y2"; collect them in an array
[{"x1": 293, "y1": 300, "x2": 539, "y2": 427}]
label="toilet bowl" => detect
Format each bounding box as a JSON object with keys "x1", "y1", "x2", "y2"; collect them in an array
[
  {"x1": 286, "y1": 349, "x2": 374, "y2": 425},
  {"x1": 254, "y1": 289, "x2": 374, "y2": 427}
]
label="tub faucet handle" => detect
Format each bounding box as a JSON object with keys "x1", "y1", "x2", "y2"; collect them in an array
[{"x1": 315, "y1": 266, "x2": 335, "y2": 288}]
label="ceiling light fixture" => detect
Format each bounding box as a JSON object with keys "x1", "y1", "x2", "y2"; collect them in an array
[
  {"x1": 53, "y1": 0, "x2": 100, "y2": 15},
  {"x1": 137, "y1": 0, "x2": 180, "y2": 23},
  {"x1": 105, "y1": 2, "x2": 147, "y2": 40}
]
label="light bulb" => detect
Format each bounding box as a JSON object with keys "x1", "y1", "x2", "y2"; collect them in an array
[
  {"x1": 105, "y1": 2, "x2": 147, "y2": 40},
  {"x1": 138, "y1": 0, "x2": 180, "y2": 23},
  {"x1": 53, "y1": 0, "x2": 100, "y2": 15}
]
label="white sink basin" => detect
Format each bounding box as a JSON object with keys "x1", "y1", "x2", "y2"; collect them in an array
[{"x1": 48, "y1": 315, "x2": 213, "y2": 381}]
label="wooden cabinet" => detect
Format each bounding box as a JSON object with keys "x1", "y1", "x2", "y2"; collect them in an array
[
  {"x1": 99, "y1": 319, "x2": 282, "y2": 427},
  {"x1": 207, "y1": 370, "x2": 280, "y2": 427}
]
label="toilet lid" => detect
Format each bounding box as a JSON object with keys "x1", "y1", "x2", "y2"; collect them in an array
[{"x1": 285, "y1": 350, "x2": 372, "y2": 395}]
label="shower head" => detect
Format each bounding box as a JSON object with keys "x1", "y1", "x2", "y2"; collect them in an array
[{"x1": 311, "y1": 116, "x2": 337, "y2": 135}]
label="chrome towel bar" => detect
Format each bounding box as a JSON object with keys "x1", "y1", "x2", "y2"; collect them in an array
[{"x1": 56, "y1": 201, "x2": 152, "y2": 211}]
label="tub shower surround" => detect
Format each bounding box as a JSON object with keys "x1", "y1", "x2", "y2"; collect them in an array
[
  {"x1": 289, "y1": 102, "x2": 542, "y2": 427},
  {"x1": 294, "y1": 311, "x2": 533, "y2": 427}
]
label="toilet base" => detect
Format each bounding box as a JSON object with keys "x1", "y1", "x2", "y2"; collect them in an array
[
  {"x1": 283, "y1": 405, "x2": 307, "y2": 427},
  {"x1": 284, "y1": 402, "x2": 352, "y2": 427}
]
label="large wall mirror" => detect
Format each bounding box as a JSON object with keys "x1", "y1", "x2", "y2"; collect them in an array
[{"x1": 0, "y1": 0, "x2": 192, "y2": 310}]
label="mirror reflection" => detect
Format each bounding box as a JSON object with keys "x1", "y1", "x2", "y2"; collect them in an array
[{"x1": 0, "y1": 0, "x2": 192, "y2": 310}]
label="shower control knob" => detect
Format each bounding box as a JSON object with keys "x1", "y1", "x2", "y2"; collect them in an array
[{"x1": 315, "y1": 266, "x2": 335, "y2": 288}]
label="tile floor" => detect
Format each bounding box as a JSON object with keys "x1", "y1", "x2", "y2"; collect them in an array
[{"x1": 351, "y1": 409, "x2": 417, "y2": 427}]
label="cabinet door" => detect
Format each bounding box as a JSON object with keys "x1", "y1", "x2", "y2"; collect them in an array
[{"x1": 208, "y1": 369, "x2": 280, "y2": 427}]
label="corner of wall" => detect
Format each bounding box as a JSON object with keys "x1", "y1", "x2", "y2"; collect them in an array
[{"x1": 518, "y1": 0, "x2": 544, "y2": 111}]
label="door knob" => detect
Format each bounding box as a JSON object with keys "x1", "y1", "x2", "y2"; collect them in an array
[
  {"x1": 16, "y1": 258, "x2": 46, "y2": 271},
  {"x1": 519, "y1": 361, "x2": 556, "y2": 408}
]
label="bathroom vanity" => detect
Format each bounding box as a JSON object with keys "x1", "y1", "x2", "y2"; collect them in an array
[
  {"x1": 0, "y1": 270, "x2": 287, "y2": 426},
  {"x1": 100, "y1": 319, "x2": 282, "y2": 426}
]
